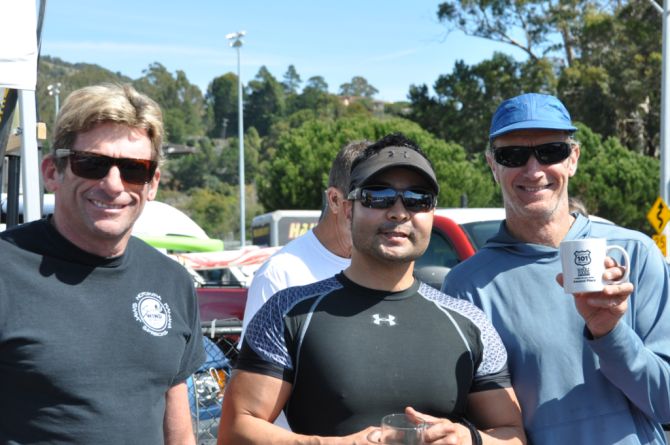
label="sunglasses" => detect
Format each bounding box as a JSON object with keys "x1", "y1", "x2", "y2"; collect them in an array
[
  {"x1": 55, "y1": 149, "x2": 158, "y2": 185},
  {"x1": 347, "y1": 186, "x2": 437, "y2": 212},
  {"x1": 492, "y1": 142, "x2": 572, "y2": 168}
]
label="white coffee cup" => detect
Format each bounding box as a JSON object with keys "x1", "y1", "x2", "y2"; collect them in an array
[{"x1": 559, "y1": 238, "x2": 630, "y2": 294}]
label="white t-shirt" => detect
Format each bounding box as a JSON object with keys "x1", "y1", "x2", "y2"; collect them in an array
[
  {"x1": 241, "y1": 229, "x2": 351, "y2": 338},
  {"x1": 240, "y1": 229, "x2": 350, "y2": 431}
]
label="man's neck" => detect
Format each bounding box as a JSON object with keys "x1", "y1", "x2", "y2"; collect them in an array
[
  {"x1": 505, "y1": 210, "x2": 576, "y2": 247},
  {"x1": 312, "y1": 215, "x2": 350, "y2": 258},
  {"x1": 51, "y1": 215, "x2": 128, "y2": 258},
  {"x1": 344, "y1": 256, "x2": 416, "y2": 292}
]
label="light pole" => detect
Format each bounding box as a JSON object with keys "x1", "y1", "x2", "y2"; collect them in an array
[
  {"x1": 47, "y1": 82, "x2": 61, "y2": 117},
  {"x1": 226, "y1": 30, "x2": 246, "y2": 247}
]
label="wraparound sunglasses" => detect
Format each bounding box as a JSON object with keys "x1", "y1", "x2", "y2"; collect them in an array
[
  {"x1": 492, "y1": 142, "x2": 572, "y2": 168},
  {"x1": 55, "y1": 149, "x2": 157, "y2": 185},
  {"x1": 347, "y1": 186, "x2": 437, "y2": 212}
]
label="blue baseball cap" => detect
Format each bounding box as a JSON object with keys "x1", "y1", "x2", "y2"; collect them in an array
[{"x1": 489, "y1": 93, "x2": 577, "y2": 141}]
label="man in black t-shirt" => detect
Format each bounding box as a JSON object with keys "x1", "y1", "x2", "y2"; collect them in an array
[
  {"x1": 219, "y1": 133, "x2": 526, "y2": 445},
  {"x1": 0, "y1": 84, "x2": 204, "y2": 445}
]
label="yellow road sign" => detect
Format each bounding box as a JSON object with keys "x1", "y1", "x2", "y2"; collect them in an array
[
  {"x1": 647, "y1": 196, "x2": 670, "y2": 234},
  {"x1": 653, "y1": 234, "x2": 667, "y2": 256}
]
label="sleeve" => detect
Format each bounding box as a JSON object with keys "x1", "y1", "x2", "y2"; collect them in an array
[
  {"x1": 237, "y1": 289, "x2": 296, "y2": 383},
  {"x1": 468, "y1": 308, "x2": 512, "y2": 392},
  {"x1": 172, "y1": 278, "x2": 206, "y2": 385},
  {"x1": 588, "y1": 239, "x2": 670, "y2": 423},
  {"x1": 240, "y1": 261, "x2": 284, "y2": 342}
]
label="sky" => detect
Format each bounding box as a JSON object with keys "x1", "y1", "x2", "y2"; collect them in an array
[{"x1": 39, "y1": 0, "x2": 526, "y2": 103}]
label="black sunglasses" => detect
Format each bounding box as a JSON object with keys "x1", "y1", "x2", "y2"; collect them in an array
[
  {"x1": 492, "y1": 142, "x2": 572, "y2": 168},
  {"x1": 347, "y1": 186, "x2": 437, "y2": 212},
  {"x1": 55, "y1": 149, "x2": 158, "y2": 185}
]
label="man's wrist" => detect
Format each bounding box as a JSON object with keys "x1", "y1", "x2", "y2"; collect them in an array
[{"x1": 458, "y1": 417, "x2": 482, "y2": 445}]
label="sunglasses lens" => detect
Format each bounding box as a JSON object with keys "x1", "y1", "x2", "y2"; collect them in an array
[
  {"x1": 359, "y1": 187, "x2": 397, "y2": 209},
  {"x1": 402, "y1": 190, "x2": 435, "y2": 212},
  {"x1": 358, "y1": 187, "x2": 435, "y2": 212},
  {"x1": 69, "y1": 153, "x2": 110, "y2": 180},
  {"x1": 535, "y1": 143, "x2": 571, "y2": 164},
  {"x1": 118, "y1": 159, "x2": 157, "y2": 184},
  {"x1": 68, "y1": 152, "x2": 156, "y2": 185},
  {"x1": 494, "y1": 143, "x2": 571, "y2": 167},
  {"x1": 494, "y1": 147, "x2": 532, "y2": 168}
]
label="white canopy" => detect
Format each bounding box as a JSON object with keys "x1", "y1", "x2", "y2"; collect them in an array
[{"x1": 0, "y1": 1, "x2": 38, "y2": 90}]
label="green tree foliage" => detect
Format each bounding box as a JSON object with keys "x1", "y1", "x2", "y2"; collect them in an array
[
  {"x1": 282, "y1": 65, "x2": 302, "y2": 95},
  {"x1": 339, "y1": 76, "x2": 379, "y2": 98},
  {"x1": 433, "y1": 0, "x2": 662, "y2": 158},
  {"x1": 408, "y1": 53, "x2": 556, "y2": 153},
  {"x1": 305, "y1": 76, "x2": 329, "y2": 92},
  {"x1": 570, "y1": 124, "x2": 659, "y2": 233},
  {"x1": 133, "y1": 63, "x2": 207, "y2": 144},
  {"x1": 207, "y1": 72, "x2": 240, "y2": 139},
  {"x1": 256, "y1": 115, "x2": 495, "y2": 211},
  {"x1": 218, "y1": 128, "x2": 261, "y2": 185},
  {"x1": 246, "y1": 66, "x2": 286, "y2": 136},
  {"x1": 558, "y1": 2, "x2": 661, "y2": 156},
  {"x1": 436, "y1": 0, "x2": 605, "y2": 65}
]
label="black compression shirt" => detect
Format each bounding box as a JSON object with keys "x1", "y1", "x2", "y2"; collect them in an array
[{"x1": 239, "y1": 273, "x2": 510, "y2": 436}]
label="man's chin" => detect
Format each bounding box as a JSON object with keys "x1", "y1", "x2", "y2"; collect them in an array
[{"x1": 91, "y1": 219, "x2": 133, "y2": 240}]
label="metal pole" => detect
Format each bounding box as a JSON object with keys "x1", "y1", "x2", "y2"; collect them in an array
[
  {"x1": 236, "y1": 44, "x2": 245, "y2": 247},
  {"x1": 19, "y1": 89, "x2": 41, "y2": 222},
  {"x1": 661, "y1": 0, "x2": 670, "y2": 259}
]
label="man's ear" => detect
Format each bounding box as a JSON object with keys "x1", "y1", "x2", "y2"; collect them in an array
[
  {"x1": 326, "y1": 187, "x2": 345, "y2": 214},
  {"x1": 41, "y1": 155, "x2": 62, "y2": 192},
  {"x1": 568, "y1": 144, "x2": 580, "y2": 177}
]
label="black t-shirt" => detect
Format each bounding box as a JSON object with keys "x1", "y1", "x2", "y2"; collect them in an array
[
  {"x1": 0, "y1": 219, "x2": 205, "y2": 445},
  {"x1": 239, "y1": 273, "x2": 510, "y2": 436}
]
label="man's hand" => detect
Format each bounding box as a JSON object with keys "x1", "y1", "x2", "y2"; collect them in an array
[
  {"x1": 557, "y1": 256, "x2": 634, "y2": 338},
  {"x1": 404, "y1": 407, "x2": 470, "y2": 444}
]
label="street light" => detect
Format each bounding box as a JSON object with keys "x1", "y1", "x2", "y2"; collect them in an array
[
  {"x1": 47, "y1": 82, "x2": 61, "y2": 117},
  {"x1": 226, "y1": 30, "x2": 246, "y2": 247}
]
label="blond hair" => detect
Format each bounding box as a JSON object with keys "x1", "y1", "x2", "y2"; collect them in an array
[{"x1": 52, "y1": 83, "x2": 164, "y2": 170}]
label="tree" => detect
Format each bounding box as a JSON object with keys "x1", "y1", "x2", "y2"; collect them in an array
[
  {"x1": 338, "y1": 76, "x2": 379, "y2": 98},
  {"x1": 256, "y1": 115, "x2": 495, "y2": 211},
  {"x1": 134, "y1": 63, "x2": 207, "y2": 143},
  {"x1": 206, "y1": 72, "x2": 240, "y2": 139},
  {"x1": 570, "y1": 124, "x2": 659, "y2": 233},
  {"x1": 435, "y1": 0, "x2": 606, "y2": 66},
  {"x1": 435, "y1": 0, "x2": 663, "y2": 156},
  {"x1": 408, "y1": 53, "x2": 556, "y2": 153},
  {"x1": 245, "y1": 66, "x2": 286, "y2": 136},
  {"x1": 305, "y1": 76, "x2": 329, "y2": 92},
  {"x1": 558, "y1": 2, "x2": 661, "y2": 156},
  {"x1": 282, "y1": 65, "x2": 302, "y2": 95}
]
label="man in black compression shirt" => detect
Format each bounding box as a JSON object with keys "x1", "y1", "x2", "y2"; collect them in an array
[{"x1": 218, "y1": 133, "x2": 526, "y2": 445}]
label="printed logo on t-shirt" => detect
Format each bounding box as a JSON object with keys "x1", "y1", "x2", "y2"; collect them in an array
[
  {"x1": 132, "y1": 292, "x2": 172, "y2": 337},
  {"x1": 372, "y1": 313, "x2": 396, "y2": 326}
]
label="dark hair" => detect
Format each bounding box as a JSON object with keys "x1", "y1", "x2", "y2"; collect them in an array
[
  {"x1": 350, "y1": 132, "x2": 432, "y2": 172},
  {"x1": 328, "y1": 140, "x2": 371, "y2": 192}
]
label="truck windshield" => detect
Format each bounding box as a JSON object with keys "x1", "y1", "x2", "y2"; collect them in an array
[{"x1": 460, "y1": 220, "x2": 502, "y2": 249}]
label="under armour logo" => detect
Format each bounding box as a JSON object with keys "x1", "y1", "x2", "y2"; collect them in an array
[
  {"x1": 385, "y1": 149, "x2": 410, "y2": 159},
  {"x1": 372, "y1": 314, "x2": 396, "y2": 326}
]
